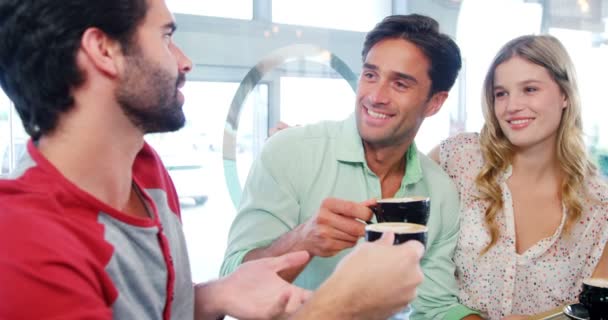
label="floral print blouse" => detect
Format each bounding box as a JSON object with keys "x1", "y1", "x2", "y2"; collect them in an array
[{"x1": 438, "y1": 132, "x2": 608, "y2": 319}]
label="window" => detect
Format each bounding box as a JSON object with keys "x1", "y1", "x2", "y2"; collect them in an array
[
  {"x1": 0, "y1": 92, "x2": 28, "y2": 176},
  {"x1": 0, "y1": 91, "x2": 10, "y2": 175},
  {"x1": 166, "y1": 0, "x2": 252, "y2": 20},
  {"x1": 279, "y1": 76, "x2": 354, "y2": 125},
  {"x1": 549, "y1": 27, "x2": 608, "y2": 176},
  {"x1": 456, "y1": 0, "x2": 543, "y2": 133},
  {"x1": 272, "y1": 0, "x2": 391, "y2": 32},
  {"x1": 146, "y1": 81, "x2": 268, "y2": 282}
]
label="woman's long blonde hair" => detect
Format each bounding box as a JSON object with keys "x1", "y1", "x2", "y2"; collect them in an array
[{"x1": 477, "y1": 35, "x2": 596, "y2": 254}]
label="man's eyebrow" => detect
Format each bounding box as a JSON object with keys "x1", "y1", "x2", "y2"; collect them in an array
[
  {"x1": 362, "y1": 63, "x2": 418, "y2": 84},
  {"x1": 362, "y1": 63, "x2": 378, "y2": 71},
  {"x1": 393, "y1": 71, "x2": 418, "y2": 84},
  {"x1": 163, "y1": 22, "x2": 177, "y2": 32}
]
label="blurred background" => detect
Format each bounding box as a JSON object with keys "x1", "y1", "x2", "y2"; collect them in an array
[{"x1": 2, "y1": 0, "x2": 608, "y2": 283}]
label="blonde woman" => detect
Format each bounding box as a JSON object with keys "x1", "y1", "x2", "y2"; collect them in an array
[{"x1": 430, "y1": 35, "x2": 608, "y2": 319}]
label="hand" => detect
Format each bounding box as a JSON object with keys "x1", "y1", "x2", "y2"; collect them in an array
[
  {"x1": 195, "y1": 251, "x2": 313, "y2": 320},
  {"x1": 268, "y1": 121, "x2": 292, "y2": 137},
  {"x1": 292, "y1": 233, "x2": 424, "y2": 320},
  {"x1": 293, "y1": 198, "x2": 375, "y2": 257},
  {"x1": 334, "y1": 233, "x2": 424, "y2": 319}
]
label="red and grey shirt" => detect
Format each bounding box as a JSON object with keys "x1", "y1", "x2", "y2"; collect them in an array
[{"x1": 0, "y1": 141, "x2": 194, "y2": 319}]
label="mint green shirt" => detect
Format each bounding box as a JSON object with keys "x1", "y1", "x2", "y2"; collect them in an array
[{"x1": 221, "y1": 115, "x2": 478, "y2": 319}]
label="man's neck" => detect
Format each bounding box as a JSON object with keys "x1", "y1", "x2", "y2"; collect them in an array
[
  {"x1": 37, "y1": 112, "x2": 144, "y2": 212},
  {"x1": 363, "y1": 141, "x2": 410, "y2": 182},
  {"x1": 363, "y1": 142, "x2": 409, "y2": 199}
]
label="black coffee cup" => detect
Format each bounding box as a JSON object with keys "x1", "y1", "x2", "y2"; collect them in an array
[
  {"x1": 579, "y1": 278, "x2": 608, "y2": 320},
  {"x1": 365, "y1": 222, "x2": 427, "y2": 246},
  {"x1": 370, "y1": 196, "x2": 430, "y2": 226}
]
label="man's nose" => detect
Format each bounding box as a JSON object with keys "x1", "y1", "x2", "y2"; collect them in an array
[
  {"x1": 174, "y1": 45, "x2": 192, "y2": 73},
  {"x1": 368, "y1": 81, "x2": 390, "y2": 105}
]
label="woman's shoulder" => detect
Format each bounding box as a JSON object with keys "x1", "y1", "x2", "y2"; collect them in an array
[
  {"x1": 439, "y1": 132, "x2": 482, "y2": 166},
  {"x1": 442, "y1": 132, "x2": 480, "y2": 150},
  {"x1": 584, "y1": 174, "x2": 608, "y2": 204}
]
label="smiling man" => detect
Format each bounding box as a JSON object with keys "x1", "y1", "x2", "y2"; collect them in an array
[{"x1": 222, "y1": 14, "x2": 480, "y2": 320}]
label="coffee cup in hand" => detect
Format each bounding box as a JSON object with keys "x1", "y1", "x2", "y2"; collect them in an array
[
  {"x1": 580, "y1": 278, "x2": 608, "y2": 320},
  {"x1": 365, "y1": 222, "x2": 427, "y2": 246},
  {"x1": 371, "y1": 196, "x2": 430, "y2": 226}
]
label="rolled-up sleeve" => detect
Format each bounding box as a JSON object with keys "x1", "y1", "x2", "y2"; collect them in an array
[{"x1": 220, "y1": 133, "x2": 303, "y2": 277}]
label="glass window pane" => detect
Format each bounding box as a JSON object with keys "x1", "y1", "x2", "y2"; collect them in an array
[
  {"x1": 549, "y1": 28, "x2": 608, "y2": 176},
  {"x1": 146, "y1": 81, "x2": 267, "y2": 283},
  {"x1": 166, "y1": 0, "x2": 252, "y2": 20},
  {"x1": 456, "y1": 0, "x2": 543, "y2": 133},
  {"x1": 0, "y1": 92, "x2": 32, "y2": 176},
  {"x1": 272, "y1": 0, "x2": 391, "y2": 32},
  {"x1": 0, "y1": 91, "x2": 9, "y2": 175},
  {"x1": 280, "y1": 77, "x2": 354, "y2": 125}
]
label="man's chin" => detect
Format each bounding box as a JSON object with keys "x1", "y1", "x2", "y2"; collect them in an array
[{"x1": 142, "y1": 112, "x2": 186, "y2": 134}]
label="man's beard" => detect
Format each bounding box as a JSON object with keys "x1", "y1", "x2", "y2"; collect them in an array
[{"x1": 116, "y1": 54, "x2": 186, "y2": 134}]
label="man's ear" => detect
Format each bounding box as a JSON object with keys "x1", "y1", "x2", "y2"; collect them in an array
[
  {"x1": 79, "y1": 27, "x2": 123, "y2": 77},
  {"x1": 424, "y1": 91, "x2": 449, "y2": 117}
]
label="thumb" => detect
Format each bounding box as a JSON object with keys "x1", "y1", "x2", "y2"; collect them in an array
[
  {"x1": 400, "y1": 240, "x2": 425, "y2": 260},
  {"x1": 267, "y1": 289, "x2": 290, "y2": 319},
  {"x1": 359, "y1": 198, "x2": 378, "y2": 208},
  {"x1": 269, "y1": 251, "x2": 311, "y2": 273},
  {"x1": 377, "y1": 231, "x2": 395, "y2": 245}
]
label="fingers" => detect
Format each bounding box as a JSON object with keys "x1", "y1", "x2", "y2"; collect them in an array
[
  {"x1": 319, "y1": 239, "x2": 359, "y2": 257},
  {"x1": 276, "y1": 121, "x2": 290, "y2": 130},
  {"x1": 359, "y1": 198, "x2": 378, "y2": 208},
  {"x1": 266, "y1": 289, "x2": 291, "y2": 319},
  {"x1": 268, "y1": 251, "x2": 311, "y2": 273},
  {"x1": 322, "y1": 198, "x2": 373, "y2": 221},
  {"x1": 268, "y1": 121, "x2": 291, "y2": 137},
  {"x1": 400, "y1": 240, "x2": 425, "y2": 260},
  {"x1": 283, "y1": 287, "x2": 312, "y2": 316},
  {"x1": 377, "y1": 231, "x2": 395, "y2": 245},
  {"x1": 299, "y1": 288, "x2": 313, "y2": 303},
  {"x1": 317, "y1": 212, "x2": 366, "y2": 239}
]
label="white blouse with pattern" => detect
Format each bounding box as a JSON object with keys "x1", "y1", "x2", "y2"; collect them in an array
[{"x1": 438, "y1": 132, "x2": 608, "y2": 319}]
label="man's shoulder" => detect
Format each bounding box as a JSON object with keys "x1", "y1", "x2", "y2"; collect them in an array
[
  {"x1": 0, "y1": 180, "x2": 93, "y2": 228},
  {"x1": 418, "y1": 152, "x2": 454, "y2": 183},
  {"x1": 0, "y1": 184, "x2": 112, "y2": 317},
  {"x1": 0, "y1": 183, "x2": 104, "y2": 255},
  {"x1": 417, "y1": 152, "x2": 459, "y2": 199},
  {"x1": 269, "y1": 120, "x2": 344, "y2": 143},
  {"x1": 261, "y1": 120, "x2": 346, "y2": 159}
]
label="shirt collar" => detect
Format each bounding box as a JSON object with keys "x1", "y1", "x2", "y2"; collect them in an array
[{"x1": 336, "y1": 114, "x2": 423, "y2": 185}]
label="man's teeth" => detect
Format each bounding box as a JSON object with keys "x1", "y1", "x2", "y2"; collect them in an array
[
  {"x1": 368, "y1": 109, "x2": 389, "y2": 119},
  {"x1": 510, "y1": 119, "x2": 532, "y2": 125}
]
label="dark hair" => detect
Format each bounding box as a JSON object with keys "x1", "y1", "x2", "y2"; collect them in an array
[
  {"x1": 362, "y1": 14, "x2": 462, "y2": 96},
  {"x1": 0, "y1": 0, "x2": 148, "y2": 139}
]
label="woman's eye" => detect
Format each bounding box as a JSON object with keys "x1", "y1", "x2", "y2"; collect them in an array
[{"x1": 494, "y1": 91, "x2": 506, "y2": 98}]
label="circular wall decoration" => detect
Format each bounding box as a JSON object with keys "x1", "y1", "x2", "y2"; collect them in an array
[{"x1": 223, "y1": 44, "x2": 357, "y2": 207}]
